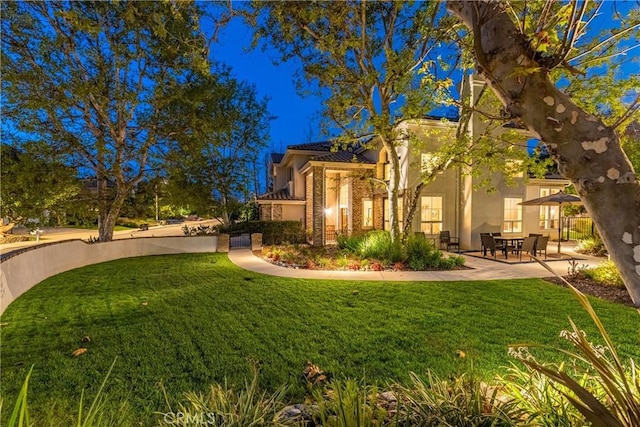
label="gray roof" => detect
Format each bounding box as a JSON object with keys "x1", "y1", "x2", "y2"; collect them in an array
[
  {"x1": 257, "y1": 188, "x2": 304, "y2": 201},
  {"x1": 287, "y1": 141, "x2": 334, "y2": 151},
  {"x1": 310, "y1": 151, "x2": 375, "y2": 164},
  {"x1": 271, "y1": 153, "x2": 284, "y2": 164}
]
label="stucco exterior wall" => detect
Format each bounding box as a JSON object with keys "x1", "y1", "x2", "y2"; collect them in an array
[
  {"x1": 0, "y1": 236, "x2": 217, "y2": 314},
  {"x1": 281, "y1": 205, "x2": 305, "y2": 222}
]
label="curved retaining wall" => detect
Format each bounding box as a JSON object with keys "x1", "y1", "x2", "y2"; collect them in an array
[{"x1": 0, "y1": 236, "x2": 218, "y2": 315}]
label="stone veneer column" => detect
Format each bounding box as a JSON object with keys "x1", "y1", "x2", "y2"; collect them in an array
[
  {"x1": 217, "y1": 234, "x2": 230, "y2": 252},
  {"x1": 305, "y1": 173, "x2": 313, "y2": 239},
  {"x1": 373, "y1": 195, "x2": 384, "y2": 230},
  {"x1": 312, "y1": 167, "x2": 325, "y2": 246},
  {"x1": 351, "y1": 177, "x2": 372, "y2": 233}
]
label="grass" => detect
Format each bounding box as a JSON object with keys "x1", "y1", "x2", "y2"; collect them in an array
[{"x1": 1, "y1": 253, "x2": 638, "y2": 425}]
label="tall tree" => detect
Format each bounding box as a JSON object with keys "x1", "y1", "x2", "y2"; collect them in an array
[
  {"x1": 446, "y1": 0, "x2": 640, "y2": 305},
  {"x1": 1, "y1": 141, "x2": 80, "y2": 224},
  {"x1": 164, "y1": 71, "x2": 271, "y2": 225},
  {"x1": 251, "y1": 0, "x2": 457, "y2": 241},
  {"x1": 1, "y1": 1, "x2": 210, "y2": 241}
]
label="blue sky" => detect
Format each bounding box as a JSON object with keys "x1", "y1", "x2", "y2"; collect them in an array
[
  {"x1": 212, "y1": 18, "x2": 323, "y2": 155},
  {"x1": 209, "y1": 1, "x2": 638, "y2": 162}
]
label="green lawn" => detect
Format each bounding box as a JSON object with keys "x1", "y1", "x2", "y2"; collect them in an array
[{"x1": 1, "y1": 253, "x2": 638, "y2": 425}]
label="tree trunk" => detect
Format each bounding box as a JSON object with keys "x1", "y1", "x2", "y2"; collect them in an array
[
  {"x1": 98, "y1": 192, "x2": 127, "y2": 242},
  {"x1": 447, "y1": 0, "x2": 640, "y2": 307},
  {"x1": 387, "y1": 143, "x2": 402, "y2": 242},
  {"x1": 402, "y1": 182, "x2": 425, "y2": 241}
]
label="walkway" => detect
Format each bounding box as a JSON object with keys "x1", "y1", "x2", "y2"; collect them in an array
[{"x1": 227, "y1": 247, "x2": 604, "y2": 282}]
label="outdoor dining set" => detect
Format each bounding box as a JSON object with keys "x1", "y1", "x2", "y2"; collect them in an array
[{"x1": 480, "y1": 233, "x2": 549, "y2": 261}]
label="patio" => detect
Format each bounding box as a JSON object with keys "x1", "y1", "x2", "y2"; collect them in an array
[{"x1": 465, "y1": 235, "x2": 587, "y2": 265}]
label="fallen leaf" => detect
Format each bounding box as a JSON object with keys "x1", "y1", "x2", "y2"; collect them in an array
[
  {"x1": 141, "y1": 302, "x2": 148, "y2": 306},
  {"x1": 456, "y1": 350, "x2": 466, "y2": 359},
  {"x1": 82, "y1": 335, "x2": 91, "y2": 342},
  {"x1": 0, "y1": 322, "x2": 9, "y2": 327},
  {"x1": 72, "y1": 348, "x2": 87, "y2": 357}
]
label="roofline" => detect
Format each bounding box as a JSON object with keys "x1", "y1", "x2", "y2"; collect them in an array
[
  {"x1": 256, "y1": 199, "x2": 306, "y2": 205},
  {"x1": 300, "y1": 160, "x2": 376, "y2": 175}
]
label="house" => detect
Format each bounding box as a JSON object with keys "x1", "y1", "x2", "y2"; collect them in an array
[{"x1": 257, "y1": 76, "x2": 570, "y2": 249}]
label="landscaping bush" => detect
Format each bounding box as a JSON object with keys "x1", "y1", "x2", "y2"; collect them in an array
[
  {"x1": 336, "y1": 232, "x2": 366, "y2": 253},
  {"x1": 358, "y1": 230, "x2": 404, "y2": 264},
  {"x1": 581, "y1": 260, "x2": 624, "y2": 288},
  {"x1": 574, "y1": 235, "x2": 607, "y2": 257}
]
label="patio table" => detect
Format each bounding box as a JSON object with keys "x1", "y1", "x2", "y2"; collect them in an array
[{"x1": 494, "y1": 236, "x2": 524, "y2": 256}]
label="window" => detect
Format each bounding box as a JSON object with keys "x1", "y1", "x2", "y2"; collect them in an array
[
  {"x1": 383, "y1": 162, "x2": 390, "y2": 181},
  {"x1": 362, "y1": 199, "x2": 373, "y2": 228},
  {"x1": 383, "y1": 198, "x2": 403, "y2": 231},
  {"x1": 503, "y1": 198, "x2": 523, "y2": 233},
  {"x1": 420, "y1": 196, "x2": 443, "y2": 234},
  {"x1": 539, "y1": 187, "x2": 560, "y2": 229}
]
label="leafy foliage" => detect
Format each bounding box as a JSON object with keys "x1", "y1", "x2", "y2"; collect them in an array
[
  {"x1": 251, "y1": 1, "x2": 459, "y2": 241},
  {"x1": 164, "y1": 69, "x2": 271, "y2": 225},
  {"x1": 0, "y1": 142, "x2": 80, "y2": 224},
  {"x1": 1, "y1": 1, "x2": 211, "y2": 241}
]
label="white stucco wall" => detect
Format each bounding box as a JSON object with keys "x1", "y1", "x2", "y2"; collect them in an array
[{"x1": 0, "y1": 236, "x2": 217, "y2": 314}]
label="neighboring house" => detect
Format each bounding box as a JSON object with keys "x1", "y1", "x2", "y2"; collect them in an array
[{"x1": 257, "y1": 76, "x2": 570, "y2": 249}]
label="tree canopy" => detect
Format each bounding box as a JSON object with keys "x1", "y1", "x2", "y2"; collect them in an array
[
  {"x1": 1, "y1": 0, "x2": 211, "y2": 240},
  {"x1": 250, "y1": 0, "x2": 459, "y2": 241},
  {"x1": 447, "y1": 0, "x2": 640, "y2": 305}
]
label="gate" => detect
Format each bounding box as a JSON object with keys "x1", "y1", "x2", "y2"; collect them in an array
[
  {"x1": 229, "y1": 233, "x2": 251, "y2": 249},
  {"x1": 562, "y1": 217, "x2": 595, "y2": 240}
]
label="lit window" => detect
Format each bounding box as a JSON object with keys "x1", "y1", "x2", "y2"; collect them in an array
[
  {"x1": 503, "y1": 198, "x2": 522, "y2": 233},
  {"x1": 539, "y1": 187, "x2": 560, "y2": 229},
  {"x1": 362, "y1": 199, "x2": 373, "y2": 228},
  {"x1": 383, "y1": 198, "x2": 403, "y2": 231},
  {"x1": 383, "y1": 163, "x2": 390, "y2": 181},
  {"x1": 420, "y1": 196, "x2": 443, "y2": 234}
]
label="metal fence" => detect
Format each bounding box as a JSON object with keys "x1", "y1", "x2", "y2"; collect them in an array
[
  {"x1": 562, "y1": 216, "x2": 595, "y2": 241},
  {"x1": 229, "y1": 233, "x2": 251, "y2": 249}
]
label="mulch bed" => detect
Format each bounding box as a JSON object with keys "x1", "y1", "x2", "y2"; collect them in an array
[{"x1": 544, "y1": 276, "x2": 634, "y2": 307}]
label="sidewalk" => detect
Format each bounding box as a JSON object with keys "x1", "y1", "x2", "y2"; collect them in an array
[
  {"x1": 227, "y1": 246, "x2": 605, "y2": 282},
  {"x1": 0, "y1": 220, "x2": 220, "y2": 256}
]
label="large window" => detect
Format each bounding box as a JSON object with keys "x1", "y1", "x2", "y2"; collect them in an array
[
  {"x1": 420, "y1": 196, "x2": 443, "y2": 234},
  {"x1": 383, "y1": 198, "x2": 403, "y2": 231},
  {"x1": 362, "y1": 199, "x2": 373, "y2": 228},
  {"x1": 503, "y1": 198, "x2": 523, "y2": 233},
  {"x1": 539, "y1": 187, "x2": 560, "y2": 229}
]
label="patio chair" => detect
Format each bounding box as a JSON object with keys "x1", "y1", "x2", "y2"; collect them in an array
[
  {"x1": 516, "y1": 236, "x2": 538, "y2": 261},
  {"x1": 439, "y1": 230, "x2": 460, "y2": 253},
  {"x1": 480, "y1": 234, "x2": 500, "y2": 259},
  {"x1": 480, "y1": 232, "x2": 491, "y2": 256},
  {"x1": 536, "y1": 235, "x2": 549, "y2": 259}
]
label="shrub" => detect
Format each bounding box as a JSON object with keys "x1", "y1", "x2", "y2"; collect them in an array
[
  {"x1": 397, "y1": 372, "x2": 513, "y2": 426},
  {"x1": 581, "y1": 260, "x2": 624, "y2": 288},
  {"x1": 337, "y1": 233, "x2": 366, "y2": 253},
  {"x1": 311, "y1": 379, "x2": 390, "y2": 427},
  {"x1": 358, "y1": 231, "x2": 404, "y2": 264},
  {"x1": 575, "y1": 235, "x2": 607, "y2": 257},
  {"x1": 166, "y1": 364, "x2": 287, "y2": 427},
  {"x1": 506, "y1": 280, "x2": 640, "y2": 426},
  {"x1": 405, "y1": 234, "x2": 441, "y2": 270}
]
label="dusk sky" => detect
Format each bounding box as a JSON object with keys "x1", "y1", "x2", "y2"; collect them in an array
[
  {"x1": 209, "y1": 2, "x2": 638, "y2": 165},
  {"x1": 212, "y1": 17, "x2": 323, "y2": 155}
]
